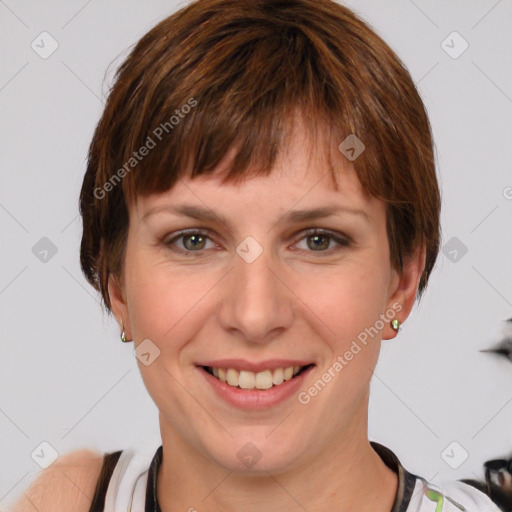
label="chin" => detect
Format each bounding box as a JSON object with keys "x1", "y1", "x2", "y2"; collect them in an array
[{"x1": 203, "y1": 429, "x2": 307, "y2": 474}]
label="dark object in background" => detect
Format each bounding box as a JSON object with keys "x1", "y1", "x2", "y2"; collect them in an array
[
  {"x1": 480, "y1": 338, "x2": 512, "y2": 362},
  {"x1": 466, "y1": 317, "x2": 512, "y2": 510},
  {"x1": 480, "y1": 317, "x2": 512, "y2": 362},
  {"x1": 461, "y1": 457, "x2": 512, "y2": 512}
]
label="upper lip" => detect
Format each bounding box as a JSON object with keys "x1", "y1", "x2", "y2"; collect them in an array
[{"x1": 196, "y1": 359, "x2": 315, "y2": 373}]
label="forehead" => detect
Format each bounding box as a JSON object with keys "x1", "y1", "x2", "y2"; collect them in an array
[{"x1": 132, "y1": 120, "x2": 378, "y2": 220}]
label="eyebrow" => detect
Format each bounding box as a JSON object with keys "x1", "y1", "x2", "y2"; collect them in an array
[{"x1": 142, "y1": 204, "x2": 370, "y2": 226}]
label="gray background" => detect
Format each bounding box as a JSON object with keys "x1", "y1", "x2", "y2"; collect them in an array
[{"x1": 1, "y1": 0, "x2": 511, "y2": 508}]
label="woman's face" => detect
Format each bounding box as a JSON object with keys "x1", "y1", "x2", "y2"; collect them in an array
[{"x1": 110, "y1": 122, "x2": 423, "y2": 473}]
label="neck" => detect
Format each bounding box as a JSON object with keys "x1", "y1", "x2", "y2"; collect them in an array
[{"x1": 157, "y1": 412, "x2": 397, "y2": 512}]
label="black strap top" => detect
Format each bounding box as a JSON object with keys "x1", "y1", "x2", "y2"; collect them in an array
[
  {"x1": 88, "y1": 441, "x2": 417, "y2": 512},
  {"x1": 88, "y1": 450, "x2": 123, "y2": 512}
]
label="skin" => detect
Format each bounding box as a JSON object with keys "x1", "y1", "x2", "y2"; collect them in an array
[{"x1": 109, "y1": 118, "x2": 426, "y2": 512}]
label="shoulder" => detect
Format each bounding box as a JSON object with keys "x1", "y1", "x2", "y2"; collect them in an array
[
  {"x1": 10, "y1": 449, "x2": 106, "y2": 512},
  {"x1": 413, "y1": 477, "x2": 503, "y2": 511}
]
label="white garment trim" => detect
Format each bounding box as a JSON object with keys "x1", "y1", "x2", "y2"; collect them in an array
[
  {"x1": 439, "y1": 480, "x2": 502, "y2": 511},
  {"x1": 103, "y1": 448, "x2": 153, "y2": 512},
  {"x1": 129, "y1": 470, "x2": 149, "y2": 512},
  {"x1": 407, "y1": 477, "x2": 502, "y2": 511}
]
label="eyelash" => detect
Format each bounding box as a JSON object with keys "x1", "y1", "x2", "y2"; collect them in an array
[{"x1": 163, "y1": 228, "x2": 351, "y2": 256}]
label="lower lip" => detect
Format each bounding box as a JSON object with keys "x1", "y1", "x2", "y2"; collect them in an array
[{"x1": 197, "y1": 366, "x2": 315, "y2": 411}]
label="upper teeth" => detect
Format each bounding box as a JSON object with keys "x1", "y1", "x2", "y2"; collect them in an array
[{"x1": 210, "y1": 366, "x2": 303, "y2": 390}]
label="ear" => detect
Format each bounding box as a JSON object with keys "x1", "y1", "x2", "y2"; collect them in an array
[
  {"x1": 382, "y1": 242, "x2": 426, "y2": 340},
  {"x1": 108, "y1": 273, "x2": 133, "y2": 341}
]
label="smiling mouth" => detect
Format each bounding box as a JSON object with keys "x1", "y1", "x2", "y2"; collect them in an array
[{"x1": 201, "y1": 364, "x2": 314, "y2": 390}]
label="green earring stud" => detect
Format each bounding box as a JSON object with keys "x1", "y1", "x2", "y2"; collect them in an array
[{"x1": 391, "y1": 319, "x2": 401, "y2": 332}]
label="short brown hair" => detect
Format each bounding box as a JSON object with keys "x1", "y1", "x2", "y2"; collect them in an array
[{"x1": 79, "y1": 0, "x2": 441, "y2": 313}]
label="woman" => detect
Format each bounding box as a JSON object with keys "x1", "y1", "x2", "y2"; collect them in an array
[{"x1": 11, "y1": 0, "x2": 501, "y2": 510}]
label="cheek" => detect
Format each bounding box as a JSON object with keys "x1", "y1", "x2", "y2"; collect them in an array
[
  {"x1": 124, "y1": 252, "x2": 216, "y2": 345},
  {"x1": 299, "y1": 260, "x2": 389, "y2": 346},
  {"x1": 313, "y1": 267, "x2": 387, "y2": 388}
]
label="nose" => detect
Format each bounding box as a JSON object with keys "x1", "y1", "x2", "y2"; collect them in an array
[{"x1": 217, "y1": 240, "x2": 294, "y2": 345}]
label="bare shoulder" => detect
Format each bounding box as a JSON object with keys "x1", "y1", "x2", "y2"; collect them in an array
[{"x1": 10, "y1": 449, "x2": 104, "y2": 512}]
